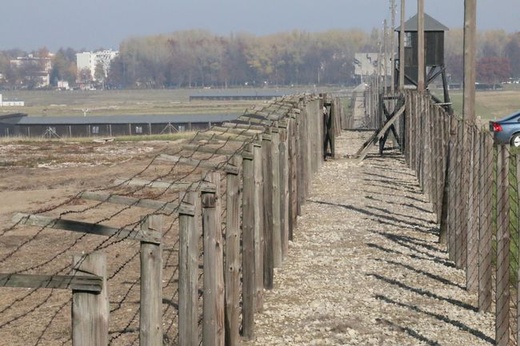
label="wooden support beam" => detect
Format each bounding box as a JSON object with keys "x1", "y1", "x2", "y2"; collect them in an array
[
  {"x1": 221, "y1": 122, "x2": 266, "y2": 131},
  {"x1": 0, "y1": 273, "x2": 102, "y2": 292},
  {"x1": 211, "y1": 126, "x2": 264, "y2": 136},
  {"x1": 181, "y1": 144, "x2": 254, "y2": 160},
  {"x1": 157, "y1": 154, "x2": 240, "y2": 175},
  {"x1": 113, "y1": 178, "x2": 216, "y2": 193},
  {"x1": 194, "y1": 131, "x2": 252, "y2": 143},
  {"x1": 13, "y1": 213, "x2": 161, "y2": 244},
  {"x1": 79, "y1": 191, "x2": 195, "y2": 215},
  {"x1": 355, "y1": 104, "x2": 406, "y2": 162}
]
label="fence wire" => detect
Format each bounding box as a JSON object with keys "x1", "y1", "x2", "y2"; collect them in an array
[{"x1": 0, "y1": 93, "x2": 326, "y2": 345}]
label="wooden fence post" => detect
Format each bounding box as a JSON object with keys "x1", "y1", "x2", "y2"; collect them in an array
[
  {"x1": 271, "y1": 128, "x2": 282, "y2": 268},
  {"x1": 202, "y1": 172, "x2": 225, "y2": 346},
  {"x1": 241, "y1": 146, "x2": 255, "y2": 339},
  {"x1": 253, "y1": 141, "x2": 265, "y2": 310},
  {"x1": 496, "y1": 144, "x2": 510, "y2": 346},
  {"x1": 279, "y1": 125, "x2": 289, "y2": 261},
  {"x1": 478, "y1": 133, "x2": 493, "y2": 313},
  {"x1": 72, "y1": 252, "x2": 108, "y2": 346},
  {"x1": 140, "y1": 215, "x2": 163, "y2": 346},
  {"x1": 178, "y1": 191, "x2": 200, "y2": 346},
  {"x1": 262, "y1": 134, "x2": 274, "y2": 290},
  {"x1": 225, "y1": 156, "x2": 242, "y2": 346}
]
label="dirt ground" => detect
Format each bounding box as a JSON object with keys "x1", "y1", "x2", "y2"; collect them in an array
[{"x1": 0, "y1": 138, "x2": 191, "y2": 345}]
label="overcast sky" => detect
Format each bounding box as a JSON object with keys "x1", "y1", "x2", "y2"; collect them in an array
[{"x1": 2, "y1": 0, "x2": 518, "y2": 52}]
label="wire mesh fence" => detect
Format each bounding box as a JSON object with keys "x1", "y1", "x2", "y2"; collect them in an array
[{"x1": 0, "y1": 93, "x2": 342, "y2": 345}]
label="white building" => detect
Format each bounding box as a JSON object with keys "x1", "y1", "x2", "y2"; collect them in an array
[
  {"x1": 0, "y1": 94, "x2": 24, "y2": 107},
  {"x1": 76, "y1": 50, "x2": 119, "y2": 82}
]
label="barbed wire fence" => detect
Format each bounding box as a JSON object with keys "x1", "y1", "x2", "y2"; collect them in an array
[
  {"x1": 363, "y1": 76, "x2": 520, "y2": 346},
  {"x1": 0, "y1": 92, "x2": 344, "y2": 345}
]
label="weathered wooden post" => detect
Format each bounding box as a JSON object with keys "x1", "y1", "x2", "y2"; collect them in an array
[
  {"x1": 262, "y1": 133, "x2": 274, "y2": 289},
  {"x1": 72, "y1": 252, "x2": 108, "y2": 346},
  {"x1": 478, "y1": 133, "x2": 493, "y2": 313},
  {"x1": 225, "y1": 155, "x2": 242, "y2": 346},
  {"x1": 271, "y1": 128, "x2": 282, "y2": 268},
  {"x1": 241, "y1": 145, "x2": 255, "y2": 339},
  {"x1": 496, "y1": 145, "x2": 510, "y2": 346},
  {"x1": 202, "y1": 172, "x2": 225, "y2": 346},
  {"x1": 140, "y1": 215, "x2": 163, "y2": 346},
  {"x1": 253, "y1": 141, "x2": 264, "y2": 310},
  {"x1": 178, "y1": 191, "x2": 200, "y2": 346}
]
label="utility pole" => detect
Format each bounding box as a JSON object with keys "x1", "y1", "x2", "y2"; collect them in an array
[
  {"x1": 399, "y1": 0, "x2": 406, "y2": 91},
  {"x1": 463, "y1": 0, "x2": 476, "y2": 124},
  {"x1": 417, "y1": 0, "x2": 425, "y2": 93},
  {"x1": 383, "y1": 19, "x2": 388, "y2": 93},
  {"x1": 390, "y1": 0, "x2": 396, "y2": 95}
]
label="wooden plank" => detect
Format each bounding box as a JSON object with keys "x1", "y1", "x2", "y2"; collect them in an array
[
  {"x1": 221, "y1": 122, "x2": 266, "y2": 131},
  {"x1": 193, "y1": 132, "x2": 253, "y2": 144},
  {"x1": 0, "y1": 273, "x2": 102, "y2": 292},
  {"x1": 356, "y1": 104, "x2": 406, "y2": 162},
  {"x1": 202, "y1": 172, "x2": 225, "y2": 346},
  {"x1": 79, "y1": 191, "x2": 194, "y2": 215},
  {"x1": 72, "y1": 252, "x2": 108, "y2": 346},
  {"x1": 279, "y1": 127, "x2": 289, "y2": 261},
  {"x1": 113, "y1": 178, "x2": 216, "y2": 193},
  {"x1": 140, "y1": 216, "x2": 163, "y2": 346},
  {"x1": 496, "y1": 145, "x2": 510, "y2": 346},
  {"x1": 211, "y1": 126, "x2": 264, "y2": 136},
  {"x1": 253, "y1": 142, "x2": 264, "y2": 311},
  {"x1": 241, "y1": 146, "x2": 255, "y2": 339},
  {"x1": 178, "y1": 191, "x2": 200, "y2": 346},
  {"x1": 262, "y1": 135, "x2": 274, "y2": 290},
  {"x1": 478, "y1": 133, "x2": 493, "y2": 313},
  {"x1": 225, "y1": 156, "x2": 242, "y2": 346},
  {"x1": 271, "y1": 130, "x2": 282, "y2": 268},
  {"x1": 158, "y1": 154, "x2": 240, "y2": 175},
  {"x1": 13, "y1": 213, "x2": 161, "y2": 244}
]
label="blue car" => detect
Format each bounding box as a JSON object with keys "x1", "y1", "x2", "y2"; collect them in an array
[{"x1": 489, "y1": 110, "x2": 520, "y2": 147}]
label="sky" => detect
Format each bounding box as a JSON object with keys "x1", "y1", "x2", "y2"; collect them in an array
[{"x1": 1, "y1": 0, "x2": 518, "y2": 52}]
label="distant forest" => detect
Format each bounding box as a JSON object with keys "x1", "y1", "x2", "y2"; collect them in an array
[{"x1": 1, "y1": 28, "x2": 520, "y2": 89}]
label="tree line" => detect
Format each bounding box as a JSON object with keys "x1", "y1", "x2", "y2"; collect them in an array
[{"x1": 0, "y1": 28, "x2": 519, "y2": 89}]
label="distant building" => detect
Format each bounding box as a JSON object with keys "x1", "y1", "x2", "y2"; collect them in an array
[
  {"x1": 76, "y1": 50, "x2": 119, "y2": 83},
  {"x1": 0, "y1": 113, "x2": 239, "y2": 138},
  {"x1": 0, "y1": 94, "x2": 24, "y2": 107},
  {"x1": 10, "y1": 54, "x2": 53, "y2": 88}
]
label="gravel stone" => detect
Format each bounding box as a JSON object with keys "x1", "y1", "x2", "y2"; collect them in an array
[{"x1": 243, "y1": 130, "x2": 495, "y2": 345}]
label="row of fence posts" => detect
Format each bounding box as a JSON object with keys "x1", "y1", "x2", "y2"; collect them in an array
[
  {"x1": 399, "y1": 89, "x2": 519, "y2": 346},
  {"x1": 176, "y1": 94, "x2": 344, "y2": 345},
  {"x1": 1, "y1": 93, "x2": 344, "y2": 346}
]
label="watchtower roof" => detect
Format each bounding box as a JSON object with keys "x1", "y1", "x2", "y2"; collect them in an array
[{"x1": 395, "y1": 13, "x2": 449, "y2": 32}]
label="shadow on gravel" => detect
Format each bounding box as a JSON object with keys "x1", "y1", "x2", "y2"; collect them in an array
[
  {"x1": 368, "y1": 273, "x2": 477, "y2": 312},
  {"x1": 370, "y1": 230, "x2": 446, "y2": 258},
  {"x1": 366, "y1": 195, "x2": 432, "y2": 214},
  {"x1": 375, "y1": 318, "x2": 440, "y2": 346},
  {"x1": 375, "y1": 295, "x2": 494, "y2": 344},
  {"x1": 374, "y1": 258, "x2": 466, "y2": 290},
  {"x1": 366, "y1": 243, "x2": 456, "y2": 269},
  {"x1": 307, "y1": 199, "x2": 436, "y2": 235}
]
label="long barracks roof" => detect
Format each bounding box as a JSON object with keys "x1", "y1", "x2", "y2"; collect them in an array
[
  {"x1": 15, "y1": 113, "x2": 239, "y2": 125},
  {"x1": 395, "y1": 13, "x2": 449, "y2": 32}
]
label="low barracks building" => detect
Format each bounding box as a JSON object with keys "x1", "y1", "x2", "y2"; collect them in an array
[{"x1": 0, "y1": 113, "x2": 239, "y2": 138}]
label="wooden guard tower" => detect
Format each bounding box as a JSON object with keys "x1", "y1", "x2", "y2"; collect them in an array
[{"x1": 395, "y1": 13, "x2": 452, "y2": 114}]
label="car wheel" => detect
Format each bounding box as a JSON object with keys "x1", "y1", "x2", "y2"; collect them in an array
[{"x1": 511, "y1": 134, "x2": 520, "y2": 147}]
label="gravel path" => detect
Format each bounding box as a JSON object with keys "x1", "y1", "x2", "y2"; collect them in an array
[{"x1": 244, "y1": 131, "x2": 495, "y2": 345}]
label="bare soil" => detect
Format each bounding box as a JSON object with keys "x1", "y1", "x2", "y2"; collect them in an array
[{"x1": 0, "y1": 138, "x2": 189, "y2": 345}]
